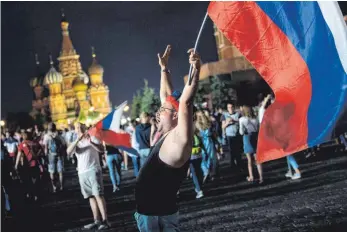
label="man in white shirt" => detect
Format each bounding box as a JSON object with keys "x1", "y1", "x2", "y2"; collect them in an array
[{"x1": 67, "y1": 122, "x2": 110, "y2": 230}]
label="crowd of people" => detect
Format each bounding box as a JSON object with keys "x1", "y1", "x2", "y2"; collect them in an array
[{"x1": 1, "y1": 45, "x2": 346, "y2": 231}]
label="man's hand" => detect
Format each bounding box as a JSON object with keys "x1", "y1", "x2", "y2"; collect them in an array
[
  {"x1": 188, "y1": 48, "x2": 201, "y2": 71},
  {"x1": 179, "y1": 49, "x2": 201, "y2": 104},
  {"x1": 157, "y1": 45, "x2": 171, "y2": 69}
]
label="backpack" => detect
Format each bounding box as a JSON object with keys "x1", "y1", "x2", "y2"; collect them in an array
[{"x1": 48, "y1": 136, "x2": 62, "y2": 156}]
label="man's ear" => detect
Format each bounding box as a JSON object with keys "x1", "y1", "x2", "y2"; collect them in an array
[{"x1": 173, "y1": 111, "x2": 178, "y2": 120}]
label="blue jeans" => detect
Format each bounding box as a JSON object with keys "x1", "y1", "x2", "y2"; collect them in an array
[
  {"x1": 106, "y1": 154, "x2": 122, "y2": 187},
  {"x1": 134, "y1": 212, "x2": 179, "y2": 232},
  {"x1": 287, "y1": 155, "x2": 299, "y2": 170},
  {"x1": 139, "y1": 148, "x2": 151, "y2": 169},
  {"x1": 190, "y1": 158, "x2": 203, "y2": 192},
  {"x1": 132, "y1": 156, "x2": 140, "y2": 177}
]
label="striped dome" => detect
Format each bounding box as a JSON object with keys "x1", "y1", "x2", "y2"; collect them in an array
[{"x1": 44, "y1": 66, "x2": 63, "y2": 85}]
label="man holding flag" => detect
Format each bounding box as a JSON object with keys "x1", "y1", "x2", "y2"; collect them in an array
[
  {"x1": 134, "y1": 45, "x2": 200, "y2": 231},
  {"x1": 67, "y1": 123, "x2": 110, "y2": 230}
]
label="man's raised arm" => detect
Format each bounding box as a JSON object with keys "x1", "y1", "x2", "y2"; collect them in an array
[
  {"x1": 175, "y1": 49, "x2": 200, "y2": 143},
  {"x1": 158, "y1": 45, "x2": 174, "y2": 104}
]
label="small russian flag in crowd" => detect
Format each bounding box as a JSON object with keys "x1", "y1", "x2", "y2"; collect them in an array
[
  {"x1": 89, "y1": 101, "x2": 138, "y2": 156},
  {"x1": 208, "y1": 1, "x2": 347, "y2": 163}
]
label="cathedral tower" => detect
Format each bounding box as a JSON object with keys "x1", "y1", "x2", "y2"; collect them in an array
[
  {"x1": 57, "y1": 10, "x2": 89, "y2": 119},
  {"x1": 44, "y1": 55, "x2": 67, "y2": 128},
  {"x1": 88, "y1": 47, "x2": 111, "y2": 115}
]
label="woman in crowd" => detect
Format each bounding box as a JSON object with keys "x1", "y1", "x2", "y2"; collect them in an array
[
  {"x1": 105, "y1": 143, "x2": 123, "y2": 192},
  {"x1": 239, "y1": 106, "x2": 263, "y2": 184},
  {"x1": 196, "y1": 111, "x2": 219, "y2": 182}
]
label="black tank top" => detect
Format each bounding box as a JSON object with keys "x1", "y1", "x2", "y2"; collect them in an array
[{"x1": 135, "y1": 135, "x2": 189, "y2": 216}]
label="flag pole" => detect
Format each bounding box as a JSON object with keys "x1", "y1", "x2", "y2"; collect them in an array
[{"x1": 188, "y1": 12, "x2": 209, "y2": 85}]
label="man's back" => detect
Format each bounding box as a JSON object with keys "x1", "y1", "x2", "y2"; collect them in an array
[{"x1": 135, "y1": 123, "x2": 151, "y2": 149}]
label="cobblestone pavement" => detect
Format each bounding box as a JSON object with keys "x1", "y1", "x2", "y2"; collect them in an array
[{"x1": 3, "y1": 148, "x2": 347, "y2": 232}]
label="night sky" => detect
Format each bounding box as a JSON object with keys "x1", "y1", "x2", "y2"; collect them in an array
[{"x1": 2, "y1": 2, "x2": 347, "y2": 117}]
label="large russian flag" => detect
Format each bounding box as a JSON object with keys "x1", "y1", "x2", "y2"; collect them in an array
[
  {"x1": 89, "y1": 101, "x2": 138, "y2": 156},
  {"x1": 208, "y1": 1, "x2": 347, "y2": 163}
]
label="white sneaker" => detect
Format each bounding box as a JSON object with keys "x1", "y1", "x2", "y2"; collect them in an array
[
  {"x1": 291, "y1": 173, "x2": 301, "y2": 180},
  {"x1": 285, "y1": 171, "x2": 292, "y2": 178},
  {"x1": 84, "y1": 220, "x2": 101, "y2": 229},
  {"x1": 113, "y1": 186, "x2": 120, "y2": 193},
  {"x1": 98, "y1": 220, "x2": 111, "y2": 230},
  {"x1": 196, "y1": 191, "x2": 204, "y2": 199}
]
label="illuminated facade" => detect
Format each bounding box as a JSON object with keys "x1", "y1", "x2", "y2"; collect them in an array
[{"x1": 30, "y1": 13, "x2": 112, "y2": 129}]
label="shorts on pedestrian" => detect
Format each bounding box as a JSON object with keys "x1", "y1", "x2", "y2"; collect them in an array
[
  {"x1": 48, "y1": 155, "x2": 64, "y2": 174},
  {"x1": 78, "y1": 169, "x2": 104, "y2": 199}
]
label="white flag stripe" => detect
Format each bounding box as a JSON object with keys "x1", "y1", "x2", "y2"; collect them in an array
[{"x1": 109, "y1": 101, "x2": 127, "y2": 133}]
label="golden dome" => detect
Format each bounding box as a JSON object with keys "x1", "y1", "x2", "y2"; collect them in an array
[
  {"x1": 44, "y1": 56, "x2": 63, "y2": 85},
  {"x1": 72, "y1": 70, "x2": 89, "y2": 92},
  {"x1": 88, "y1": 47, "x2": 104, "y2": 75}
]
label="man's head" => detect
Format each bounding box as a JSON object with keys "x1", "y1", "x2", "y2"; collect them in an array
[
  {"x1": 5, "y1": 131, "x2": 10, "y2": 138},
  {"x1": 74, "y1": 122, "x2": 87, "y2": 135},
  {"x1": 48, "y1": 122, "x2": 57, "y2": 133},
  {"x1": 68, "y1": 124, "x2": 74, "y2": 131},
  {"x1": 227, "y1": 103, "x2": 234, "y2": 114},
  {"x1": 140, "y1": 112, "x2": 150, "y2": 124},
  {"x1": 156, "y1": 91, "x2": 181, "y2": 134},
  {"x1": 22, "y1": 131, "x2": 33, "y2": 141}
]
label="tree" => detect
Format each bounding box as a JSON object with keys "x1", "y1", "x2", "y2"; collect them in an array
[
  {"x1": 141, "y1": 79, "x2": 160, "y2": 115},
  {"x1": 130, "y1": 90, "x2": 142, "y2": 119},
  {"x1": 194, "y1": 79, "x2": 210, "y2": 108},
  {"x1": 210, "y1": 76, "x2": 224, "y2": 108}
]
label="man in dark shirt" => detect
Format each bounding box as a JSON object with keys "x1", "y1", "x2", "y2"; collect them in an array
[
  {"x1": 135, "y1": 45, "x2": 200, "y2": 231},
  {"x1": 135, "y1": 112, "x2": 152, "y2": 168}
]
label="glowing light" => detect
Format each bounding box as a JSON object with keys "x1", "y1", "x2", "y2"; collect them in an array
[
  {"x1": 121, "y1": 118, "x2": 127, "y2": 125},
  {"x1": 0, "y1": 120, "x2": 5, "y2": 127},
  {"x1": 136, "y1": 118, "x2": 140, "y2": 122},
  {"x1": 89, "y1": 106, "x2": 95, "y2": 112},
  {"x1": 127, "y1": 117, "x2": 131, "y2": 122},
  {"x1": 123, "y1": 105, "x2": 129, "y2": 112}
]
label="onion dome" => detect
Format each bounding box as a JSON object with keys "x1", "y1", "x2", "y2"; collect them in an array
[
  {"x1": 72, "y1": 70, "x2": 89, "y2": 92},
  {"x1": 88, "y1": 47, "x2": 104, "y2": 75},
  {"x1": 44, "y1": 55, "x2": 63, "y2": 85},
  {"x1": 30, "y1": 54, "x2": 45, "y2": 87}
]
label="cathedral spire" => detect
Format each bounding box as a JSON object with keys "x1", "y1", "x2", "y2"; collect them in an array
[
  {"x1": 60, "y1": 10, "x2": 75, "y2": 56},
  {"x1": 35, "y1": 53, "x2": 40, "y2": 66},
  {"x1": 91, "y1": 46, "x2": 96, "y2": 58},
  {"x1": 49, "y1": 54, "x2": 54, "y2": 66}
]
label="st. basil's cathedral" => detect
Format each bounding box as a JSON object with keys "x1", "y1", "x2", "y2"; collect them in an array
[{"x1": 29, "y1": 13, "x2": 112, "y2": 129}]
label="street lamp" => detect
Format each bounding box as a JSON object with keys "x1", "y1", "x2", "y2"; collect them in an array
[
  {"x1": 124, "y1": 105, "x2": 129, "y2": 112},
  {"x1": 0, "y1": 120, "x2": 5, "y2": 127}
]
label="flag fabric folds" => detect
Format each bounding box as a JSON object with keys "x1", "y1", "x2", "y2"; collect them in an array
[
  {"x1": 208, "y1": 1, "x2": 347, "y2": 163},
  {"x1": 89, "y1": 101, "x2": 138, "y2": 156}
]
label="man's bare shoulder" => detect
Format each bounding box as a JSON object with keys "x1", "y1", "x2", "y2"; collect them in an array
[{"x1": 159, "y1": 128, "x2": 191, "y2": 168}]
